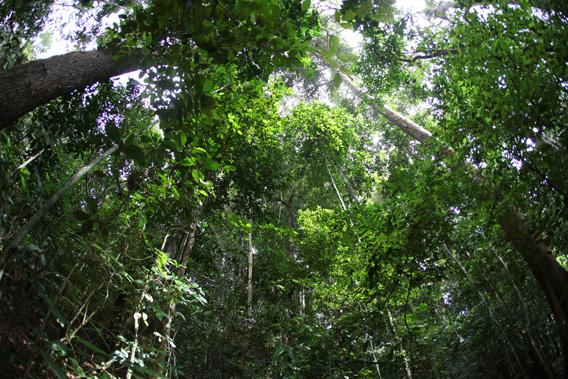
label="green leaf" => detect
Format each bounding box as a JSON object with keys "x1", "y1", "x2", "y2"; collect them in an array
[
  {"x1": 86, "y1": 197, "x2": 98, "y2": 214},
  {"x1": 124, "y1": 145, "x2": 146, "y2": 162},
  {"x1": 201, "y1": 95, "x2": 217, "y2": 112},
  {"x1": 193, "y1": 147, "x2": 208, "y2": 155},
  {"x1": 332, "y1": 73, "x2": 343, "y2": 88},
  {"x1": 369, "y1": 14, "x2": 386, "y2": 22},
  {"x1": 77, "y1": 338, "x2": 107, "y2": 356},
  {"x1": 301, "y1": 0, "x2": 311, "y2": 12},
  {"x1": 81, "y1": 219, "x2": 95, "y2": 234},
  {"x1": 337, "y1": 52, "x2": 359, "y2": 62},
  {"x1": 139, "y1": 213, "x2": 147, "y2": 231},
  {"x1": 334, "y1": 10, "x2": 342, "y2": 23},
  {"x1": 40, "y1": 350, "x2": 67, "y2": 379},
  {"x1": 105, "y1": 122, "x2": 121, "y2": 143},
  {"x1": 74, "y1": 210, "x2": 91, "y2": 220},
  {"x1": 162, "y1": 140, "x2": 179, "y2": 152},
  {"x1": 157, "y1": 250, "x2": 168, "y2": 272},
  {"x1": 132, "y1": 364, "x2": 169, "y2": 378},
  {"x1": 343, "y1": 9, "x2": 357, "y2": 22},
  {"x1": 359, "y1": 0, "x2": 373, "y2": 18},
  {"x1": 272, "y1": 347, "x2": 285, "y2": 363},
  {"x1": 88, "y1": 321, "x2": 111, "y2": 353},
  {"x1": 203, "y1": 80, "x2": 213, "y2": 93},
  {"x1": 179, "y1": 157, "x2": 195, "y2": 166},
  {"x1": 329, "y1": 35, "x2": 340, "y2": 53},
  {"x1": 192, "y1": 169, "x2": 201, "y2": 183},
  {"x1": 202, "y1": 158, "x2": 220, "y2": 170}
]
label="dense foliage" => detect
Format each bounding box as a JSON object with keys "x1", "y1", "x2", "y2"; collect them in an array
[{"x1": 1, "y1": 0, "x2": 567, "y2": 378}]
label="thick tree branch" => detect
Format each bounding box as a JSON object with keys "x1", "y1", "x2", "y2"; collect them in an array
[
  {"x1": 399, "y1": 49, "x2": 458, "y2": 62},
  {"x1": 0, "y1": 50, "x2": 140, "y2": 129}
]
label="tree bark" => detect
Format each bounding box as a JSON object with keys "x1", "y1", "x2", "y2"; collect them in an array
[
  {"x1": 247, "y1": 230, "x2": 253, "y2": 318},
  {"x1": 387, "y1": 308, "x2": 412, "y2": 379},
  {"x1": 179, "y1": 220, "x2": 198, "y2": 275},
  {"x1": 340, "y1": 72, "x2": 568, "y2": 374},
  {"x1": 0, "y1": 50, "x2": 139, "y2": 129}
]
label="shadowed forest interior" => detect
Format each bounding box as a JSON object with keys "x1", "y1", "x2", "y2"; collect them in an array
[{"x1": 1, "y1": 0, "x2": 568, "y2": 377}]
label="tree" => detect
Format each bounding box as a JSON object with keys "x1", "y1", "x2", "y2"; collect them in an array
[
  {"x1": 347, "y1": 1, "x2": 568, "y2": 374},
  {"x1": 2, "y1": 0, "x2": 567, "y2": 377},
  {"x1": 0, "y1": 50, "x2": 139, "y2": 133},
  {"x1": 0, "y1": 0, "x2": 316, "y2": 130}
]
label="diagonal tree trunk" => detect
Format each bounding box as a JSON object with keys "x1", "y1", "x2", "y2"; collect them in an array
[
  {"x1": 0, "y1": 50, "x2": 139, "y2": 129},
  {"x1": 0, "y1": 143, "x2": 120, "y2": 281},
  {"x1": 339, "y1": 72, "x2": 568, "y2": 374}
]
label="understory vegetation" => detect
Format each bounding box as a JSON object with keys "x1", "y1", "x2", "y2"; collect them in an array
[{"x1": 1, "y1": 0, "x2": 567, "y2": 377}]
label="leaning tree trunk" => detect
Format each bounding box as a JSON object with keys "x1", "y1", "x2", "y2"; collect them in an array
[
  {"x1": 339, "y1": 72, "x2": 568, "y2": 375},
  {"x1": 0, "y1": 50, "x2": 139, "y2": 129}
]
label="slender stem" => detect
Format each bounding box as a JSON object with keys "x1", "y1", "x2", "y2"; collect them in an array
[
  {"x1": 247, "y1": 230, "x2": 253, "y2": 318},
  {"x1": 324, "y1": 157, "x2": 347, "y2": 211},
  {"x1": 331, "y1": 156, "x2": 359, "y2": 203},
  {"x1": 0, "y1": 121, "x2": 158, "y2": 280},
  {"x1": 10, "y1": 148, "x2": 44, "y2": 177},
  {"x1": 370, "y1": 337, "x2": 382, "y2": 378}
]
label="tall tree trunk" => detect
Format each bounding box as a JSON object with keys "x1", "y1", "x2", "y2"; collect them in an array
[
  {"x1": 281, "y1": 183, "x2": 299, "y2": 313},
  {"x1": 247, "y1": 230, "x2": 253, "y2": 318},
  {"x1": 387, "y1": 308, "x2": 412, "y2": 379},
  {"x1": 0, "y1": 50, "x2": 139, "y2": 129},
  {"x1": 153, "y1": 219, "x2": 198, "y2": 378},
  {"x1": 178, "y1": 219, "x2": 198, "y2": 274},
  {"x1": 330, "y1": 156, "x2": 360, "y2": 203},
  {"x1": 340, "y1": 72, "x2": 568, "y2": 375}
]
